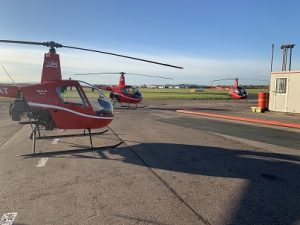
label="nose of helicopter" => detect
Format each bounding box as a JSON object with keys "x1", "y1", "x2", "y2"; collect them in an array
[{"x1": 97, "y1": 97, "x2": 114, "y2": 116}]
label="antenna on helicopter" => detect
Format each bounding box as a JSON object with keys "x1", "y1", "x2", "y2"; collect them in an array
[{"x1": 1, "y1": 65, "x2": 15, "y2": 84}]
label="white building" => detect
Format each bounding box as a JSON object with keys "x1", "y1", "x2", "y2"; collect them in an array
[
  {"x1": 268, "y1": 44, "x2": 300, "y2": 113},
  {"x1": 269, "y1": 71, "x2": 300, "y2": 113}
]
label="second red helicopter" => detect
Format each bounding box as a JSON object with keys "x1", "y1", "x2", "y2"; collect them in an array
[
  {"x1": 210, "y1": 78, "x2": 248, "y2": 99},
  {"x1": 75, "y1": 72, "x2": 172, "y2": 106}
]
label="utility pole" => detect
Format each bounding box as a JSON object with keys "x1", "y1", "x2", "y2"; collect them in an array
[
  {"x1": 270, "y1": 44, "x2": 274, "y2": 72},
  {"x1": 281, "y1": 44, "x2": 295, "y2": 71}
]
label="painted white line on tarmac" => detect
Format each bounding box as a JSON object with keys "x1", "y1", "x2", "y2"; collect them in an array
[
  {"x1": 0, "y1": 212, "x2": 18, "y2": 225},
  {"x1": 51, "y1": 138, "x2": 59, "y2": 144},
  {"x1": 36, "y1": 158, "x2": 48, "y2": 168}
]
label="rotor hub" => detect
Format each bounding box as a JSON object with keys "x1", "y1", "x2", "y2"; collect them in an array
[{"x1": 42, "y1": 41, "x2": 63, "y2": 48}]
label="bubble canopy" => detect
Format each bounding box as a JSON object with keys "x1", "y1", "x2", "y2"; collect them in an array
[{"x1": 78, "y1": 81, "x2": 113, "y2": 116}]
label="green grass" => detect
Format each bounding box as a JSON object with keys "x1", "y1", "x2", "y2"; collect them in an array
[
  {"x1": 246, "y1": 88, "x2": 269, "y2": 94},
  {"x1": 62, "y1": 88, "x2": 269, "y2": 100},
  {"x1": 139, "y1": 88, "x2": 269, "y2": 100},
  {"x1": 140, "y1": 88, "x2": 228, "y2": 100},
  {"x1": 0, "y1": 87, "x2": 269, "y2": 103},
  {"x1": 24, "y1": 87, "x2": 268, "y2": 101}
]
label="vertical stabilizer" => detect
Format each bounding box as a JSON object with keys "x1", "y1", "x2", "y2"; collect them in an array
[
  {"x1": 234, "y1": 78, "x2": 238, "y2": 88},
  {"x1": 119, "y1": 73, "x2": 126, "y2": 87},
  {"x1": 41, "y1": 49, "x2": 62, "y2": 83}
]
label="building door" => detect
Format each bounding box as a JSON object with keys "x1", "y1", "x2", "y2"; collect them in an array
[{"x1": 273, "y1": 77, "x2": 288, "y2": 112}]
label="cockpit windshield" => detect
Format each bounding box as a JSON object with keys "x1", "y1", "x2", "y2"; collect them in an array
[
  {"x1": 237, "y1": 87, "x2": 247, "y2": 96},
  {"x1": 79, "y1": 81, "x2": 113, "y2": 116},
  {"x1": 121, "y1": 86, "x2": 141, "y2": 96}
]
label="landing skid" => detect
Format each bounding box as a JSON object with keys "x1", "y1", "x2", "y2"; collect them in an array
[
  {"x1": 114, "y1": 104, "x2": 146, "y2": 109},
  {"x1": 22, "y1": 121, "x2": 118, "y2": 155},
  {"x1": 20, "y1": 141, "x2": 123, "y2": 157},
  {"x1": 121, "y1": 103, "x2": 138, "y2": 108}
]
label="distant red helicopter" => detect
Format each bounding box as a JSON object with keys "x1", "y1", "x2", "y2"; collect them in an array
[
  {"x1": 74, "y1": 72, "x2": 172, "y2": 106},
  {"x1": 210, "y1": 78, "x2": 248, "y2": 99},
  {"x1": 0, "y1": 39, "x2": 183, "y2": 153}
]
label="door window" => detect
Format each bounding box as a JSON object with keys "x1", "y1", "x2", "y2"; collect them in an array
[
  {"x1": 275, "y1": 78, "x2": 287, "y2": 94},
  {"x1": 57, "y1": 86, "x2": 85, "y2": 105}
]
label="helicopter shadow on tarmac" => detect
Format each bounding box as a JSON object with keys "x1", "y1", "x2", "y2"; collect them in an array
[
  {"x1": 107, "y1": 143, "x2": 300, "y2": 225},
  {"x1": 22, "y1": 141, "x2": 300, "y2": 225}
]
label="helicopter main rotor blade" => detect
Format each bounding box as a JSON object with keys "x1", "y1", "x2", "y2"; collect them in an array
[
  {"x1": 211, "y1": 78, "x2": 238, "y2": 82},
  {"x1": 0, "y1": 39, "x2": 183, "y2": 69},
  {"x1": 241, "y1": 78, "x2": 269, "y2": 82},
  {"x1": 74, "y1": 72, "x2": 173, "y2": 80},
  {"x1": 62, "y1": 45, "x2": 183, "y2": 69},
  {"x1": 125, "y1": 73, "x2": 173, "y2": 80},
  {"x1": 74, "y1": 72, "x2": 119, "y2": 75},
  {"x1": 211, "y1": 78, "x2": 269, "y2": 83},
  {"x1": 0, "y1": 40, "x2": 62, "y2": 48}
]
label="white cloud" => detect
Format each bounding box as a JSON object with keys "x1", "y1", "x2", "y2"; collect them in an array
[{"x1": 0, "y1": 47, "x2": 272, "y2": 85}]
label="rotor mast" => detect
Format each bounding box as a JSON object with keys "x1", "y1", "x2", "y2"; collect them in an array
[
  {"x1": 41, "y1": 46, "x2": 62, "y2": 83},
  {"x1": 119, "y1": 72, "x2": 126, "y2": 87},
  {"x1": 234, "y1": 78, "x2": 238, "y2": 88}
]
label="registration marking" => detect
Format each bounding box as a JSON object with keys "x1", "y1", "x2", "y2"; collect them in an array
[
  {"x1": 0, "y1": 212, "x2": 18, "y2": 225},
  {"x1": 51, "y1": 138, "x2": 59, "y2": 144},
  {"x1": 36, "y1": 158, "x2": 48, "y2": 168}
]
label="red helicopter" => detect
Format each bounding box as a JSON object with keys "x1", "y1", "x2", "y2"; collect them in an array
[
  {"x1": 74, "y1": 72, "x2": 172, "y2": 106},
  {"x1": 210, "y1": 78, "x2": 248, "y2": 99},
  {"x1": 0, "y1": 39, "x2": 183, "y2": 153}
]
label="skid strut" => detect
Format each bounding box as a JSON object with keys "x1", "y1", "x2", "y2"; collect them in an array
[
  {"x1": 28, "y1": 125, "x2": 107, "y2": 154},
  {"x1": 31, "y1": 124, "x2": 41, "y2": 154},
  {"x1": 88, "y1": 128, "x2": 93, "y2": 148}
]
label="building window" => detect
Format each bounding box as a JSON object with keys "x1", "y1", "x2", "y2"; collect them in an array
[{"x1": 276, "y1": 78, "x2": 287, "y2": 94}]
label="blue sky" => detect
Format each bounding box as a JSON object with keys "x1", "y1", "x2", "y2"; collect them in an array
[{"x1": 0, "y1": 0, "x2": 300, "y2": 85}]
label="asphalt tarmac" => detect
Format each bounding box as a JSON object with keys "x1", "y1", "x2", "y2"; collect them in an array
[
  {"x1": 158, "y1": 116, "x2": 300, "y2": 150},
  {"x1": 0, "y1": 99, "x2": 299, "y2": 225}
]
